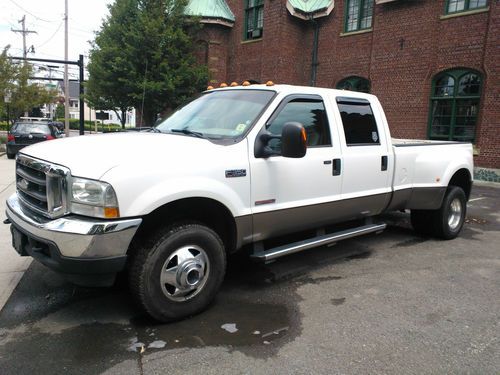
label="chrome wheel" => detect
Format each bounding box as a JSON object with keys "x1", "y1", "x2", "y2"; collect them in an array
[
  {"x1": 448, "y1": 198, "x2": 462, "y2": 231},
  {"x1": 160, "y1": 245, "x2": 210, "y2": 302}
]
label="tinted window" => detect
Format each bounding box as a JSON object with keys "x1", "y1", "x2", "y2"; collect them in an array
[
  {"x1": 12, "y1": 123, "x2": 51, "y2": 135},
  {"x1": 266, "y1": 98, "x2": 331, "y2": 152},
  {"x1": 337, "y1": 99, "x2": 380, "y2": 146}
]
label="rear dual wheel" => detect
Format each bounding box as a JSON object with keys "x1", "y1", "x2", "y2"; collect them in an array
[
  {"x1": 129, "y1": 222, "x2": 226, "y2": 322},
  {"x1": 411, "y1": 186, "x2": 466, "y2": 240}
]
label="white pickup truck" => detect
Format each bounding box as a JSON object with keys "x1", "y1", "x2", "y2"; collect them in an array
[{"x1": 5, "y1": 84, "x2": 473, "y2": 322}]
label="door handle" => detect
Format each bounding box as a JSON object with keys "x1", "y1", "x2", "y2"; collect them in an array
[
  {"x1": 381, "y1": 155, "x2": 388, "y2": 171},
  {"x1": 333, "y1": 158, "x2": 341, "y2": 176}
]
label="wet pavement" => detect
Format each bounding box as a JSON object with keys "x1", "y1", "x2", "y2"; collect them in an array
[{"x1": 0, "y1": 184, "x2": 499, "y2": 374}]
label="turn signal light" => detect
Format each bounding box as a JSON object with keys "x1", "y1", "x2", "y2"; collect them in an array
[
  {"x1": 104, "y1": 207, "x2": 120, "y2": 218},
  {"x1": 301, "y1": 128, "x2": 307, "y2": 143}
]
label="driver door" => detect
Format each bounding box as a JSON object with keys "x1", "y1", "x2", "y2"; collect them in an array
[{"x1": 249, "y1": 94, "x2": 343, "y2": 241}]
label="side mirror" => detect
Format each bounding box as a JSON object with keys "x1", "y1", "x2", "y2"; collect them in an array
[
  {"x1": 281, "y1": 122, "x2": 307, "y2": 158},
  {"x1": 254, "y1": 122, "x2": 307, "y2": 158}
]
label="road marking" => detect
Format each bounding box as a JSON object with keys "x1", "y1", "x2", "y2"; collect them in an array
[{"x1": 469, "y1": 197, "x2": 486, "y2": 202}]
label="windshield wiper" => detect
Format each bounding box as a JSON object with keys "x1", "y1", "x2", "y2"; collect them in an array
[
  {"x1": 148, "y1": 127, "x2": 163, "y2": 133},
  {"x1": 170, "y1": 128, "x2": 204, "y2": 138}
]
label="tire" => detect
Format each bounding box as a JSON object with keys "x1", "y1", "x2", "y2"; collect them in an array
[
  {"x1": 7, "y1": 152, "x2": 15, "y2": 159},
  {"x1": 411, "y1": 186, "x2": 466, "y2": 240},
  {"x1": 129, "y1": 222, "x2": 226, "y2": 322}
]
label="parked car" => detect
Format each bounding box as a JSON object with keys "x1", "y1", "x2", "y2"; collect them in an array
[{"x1": 6, "y1": 122, "x2": 62, "y2": 159}]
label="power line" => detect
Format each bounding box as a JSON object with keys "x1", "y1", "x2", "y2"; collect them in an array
[
  {"x1": 36, "y1": 21, "x2": 63, "y2": 49},
  {"x1": 8, "y1": 0, "x2": 57, "y2": 23}
]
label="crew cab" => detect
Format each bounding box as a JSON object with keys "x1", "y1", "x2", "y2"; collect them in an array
[{"x1": 5, "y1": 84, "x2": 473, "y2": 322}]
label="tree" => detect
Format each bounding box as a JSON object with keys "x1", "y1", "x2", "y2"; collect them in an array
[
  {"x1": 87, "y1": 0, "x2": 208, "y2": 127},
  {"x1": 55, "y1": 103, "x2": 65, "y2": 119},
  {"x1": 0, "y1": 46, "x2": 57, "y2": 122}
]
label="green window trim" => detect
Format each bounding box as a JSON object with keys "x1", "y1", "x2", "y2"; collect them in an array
[
  {"x1": 445, "y1": 0, "x2": 488, "y2": 14},
  {"x1": 343, "y1": 0, "x2": 374, "y2": 33},
  {"x1": 336, "y1": 76, "x2": 371, "y2": 93},
  {"x1": 244, "y1": 0, "x2": 264, "y2": 41},
  {"x1": 428, "y1": 69, "x2": 482, "y2": 143}
]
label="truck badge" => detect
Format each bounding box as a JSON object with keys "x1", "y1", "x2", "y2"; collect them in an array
[{"x1": 225, "y1": 169, "x2": 247, "y2": 178}]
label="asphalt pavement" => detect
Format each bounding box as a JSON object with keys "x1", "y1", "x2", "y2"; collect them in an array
[{"x1": 0, "y1": 154, "x2": 498, "y2": 374}]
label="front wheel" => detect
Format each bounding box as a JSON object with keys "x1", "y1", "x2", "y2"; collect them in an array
[{"x1": 129, "y1": 222, "x2": 226, "y2": 322}]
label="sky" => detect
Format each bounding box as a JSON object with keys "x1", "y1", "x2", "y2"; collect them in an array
[{"x1": 0, "y1": 0, "x2": 114, "y2": 79}]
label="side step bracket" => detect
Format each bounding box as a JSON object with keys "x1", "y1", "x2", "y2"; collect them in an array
[{"x1": 251, "y1": 223, "x2": 386, "y2": 262}]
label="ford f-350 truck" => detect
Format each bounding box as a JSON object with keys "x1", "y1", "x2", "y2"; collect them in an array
[{"x1": 5, "y1": 84, "x2": 473, "y2": 322}]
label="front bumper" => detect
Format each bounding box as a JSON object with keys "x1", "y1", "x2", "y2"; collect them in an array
[{"x1": 6, "y1": 194, "x2": 142, "y2": 286}]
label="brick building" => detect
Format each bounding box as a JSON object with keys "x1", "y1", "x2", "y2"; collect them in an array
[{"x1": 186, "y1": 0, "x2": 499, "y2": 180}]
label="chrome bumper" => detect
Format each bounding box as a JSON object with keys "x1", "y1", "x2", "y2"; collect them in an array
[{"x1": 6, "y1": 193, "x2": 142, "y2": 258}]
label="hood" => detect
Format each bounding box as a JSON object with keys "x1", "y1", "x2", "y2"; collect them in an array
[{"x1": 20, "y1": 132, "x2": 223, "y2": 179}]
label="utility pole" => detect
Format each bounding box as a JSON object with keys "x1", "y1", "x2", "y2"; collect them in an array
[
  {"x1": 11, "y1": 15, "x2": 37, "y2": 60},
  {"x1": 64, "y1": 0, "x2": 70, "y2": 136}
]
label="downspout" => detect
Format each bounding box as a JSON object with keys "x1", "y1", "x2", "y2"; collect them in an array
[{"x1": 310, "y1": 14, "x2": 320, "y2": 87}]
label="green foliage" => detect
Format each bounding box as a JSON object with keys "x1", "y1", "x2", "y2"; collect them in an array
[
  {"x1": 0, "y1": 47, "x2": 58, "y2": 122},
  {"x1": 55, "y1": 103, "x2": 65, "y2": 119},
  {"x1": 87, "y1": 0, "x2": 208, "y2": 126}
]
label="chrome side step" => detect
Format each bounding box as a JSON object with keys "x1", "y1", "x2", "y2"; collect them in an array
[{"x1": 251, "y1": 223, "x2": 386, "y2": 262}]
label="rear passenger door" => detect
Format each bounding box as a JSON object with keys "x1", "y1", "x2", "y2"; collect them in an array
[{"x1": 334, "y1": 96, "x2": 392, "y2": 215}]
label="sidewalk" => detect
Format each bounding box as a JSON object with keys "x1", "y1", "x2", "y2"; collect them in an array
[{"x1": 0, "y1": 155, "x2": 31, "y2": 310}]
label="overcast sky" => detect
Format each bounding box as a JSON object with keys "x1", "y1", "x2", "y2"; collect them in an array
[{"x1": 0, "y1": 0, "x2": 114, "y2": 79}]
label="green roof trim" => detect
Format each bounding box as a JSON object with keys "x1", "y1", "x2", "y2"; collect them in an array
[
  {"x1": 185, "y1": 0, "x2": 235, "y2": 26},
  {"x1": 286, "y1": 0, "x2": 334, "y2": 19}
]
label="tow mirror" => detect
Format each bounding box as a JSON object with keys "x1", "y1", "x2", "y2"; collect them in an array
[
  {"x1": 281, "y1": 122, "x2": 307, "y2": 158},
  {"x1": 254, "y1": 121, "x2": 307, "y2": 158}
]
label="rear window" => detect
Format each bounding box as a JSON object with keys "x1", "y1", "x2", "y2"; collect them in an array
[
  {"x1": 12, "y1": 123, "x2": 51, "y2": 135},
  {"x1": 336, "y1": 97, "x2": 380, "y2": 146}
]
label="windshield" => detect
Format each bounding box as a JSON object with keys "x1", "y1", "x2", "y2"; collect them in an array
[{"x1": 156, "y1": 90, "x2": 275, "y2": 139}]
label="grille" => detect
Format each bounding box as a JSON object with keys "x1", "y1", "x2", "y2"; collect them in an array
[{"x1": 16, "y1": 155, "x2": 69, "y2": 218}]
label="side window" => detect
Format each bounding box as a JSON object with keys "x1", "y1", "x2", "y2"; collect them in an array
[
  {"x1": 336, "y1": 98, "x2": 380, "y2": 146},
  {"x1": 266, "y1": 98, "x2": 332, "y2": 152}
]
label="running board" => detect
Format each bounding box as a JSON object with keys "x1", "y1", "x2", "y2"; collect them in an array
[{"x1": 251, "y1": 223, "x2": 387, "y2": 262}]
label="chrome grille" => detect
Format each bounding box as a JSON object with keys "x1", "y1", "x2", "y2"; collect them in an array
[{"x1": 16, "y1": 155, "x2": 69, "y2": 218}]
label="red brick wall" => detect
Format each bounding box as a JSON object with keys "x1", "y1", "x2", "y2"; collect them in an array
[{"x1": 202, "y1": 0, "x2": 499, "y2": 168}]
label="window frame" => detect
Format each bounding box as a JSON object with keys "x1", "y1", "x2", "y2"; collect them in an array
[
  {"x1": 343, "y1": 0, "x2": 374, "y2": 33},
  {"x1": 244, "y1": 0, "x2": 264, "y2": 41},
  {"x1": 445, "y1": 0, "x2": 488, "y2": 14},
  {"x1": 427, "y1": 69, "x2": 482, "y2": 143},
  {"x1": 336, "y1": 96, "x2": 381, "y2": 147},
  {"x1": 336, "y1": 76, "x2": 371, "y2": 93},
  {"x1": 263, "y1": 94, "x2": 333, "y2": 154}
]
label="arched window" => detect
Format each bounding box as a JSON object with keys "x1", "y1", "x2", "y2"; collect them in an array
[
  {"x1": 429, "y1": 69, "x2": 481, "y2": 142},
  {"x1": 336, "y1": 76, "x2": 371, "y2": 93}
]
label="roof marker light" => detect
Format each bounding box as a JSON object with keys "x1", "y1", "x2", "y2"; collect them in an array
[
  {"x1": 220, "y1": 83, "x2": 228, "y2": 88},
  {"x1": 230, "y1": 82, "x2": 238, "y2": 87},
  {"x1": 266, "y1": 81, "x2": 275, "y2": 86},
  {"x1": 242, "y1": 81, "x2": 251, "y2": 86},
  {"x1": 207, "y1": 85, "x2": 214, "y2": 90}
]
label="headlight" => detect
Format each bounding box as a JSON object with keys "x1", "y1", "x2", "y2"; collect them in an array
[{"x1": 70, "y1": 177, "x2": 119, "y2": 218}]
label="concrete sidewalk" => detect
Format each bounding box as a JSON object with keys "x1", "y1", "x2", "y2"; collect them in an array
[{"x1": 0, "y1": 155, "x2": 31, "y2": 310}]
